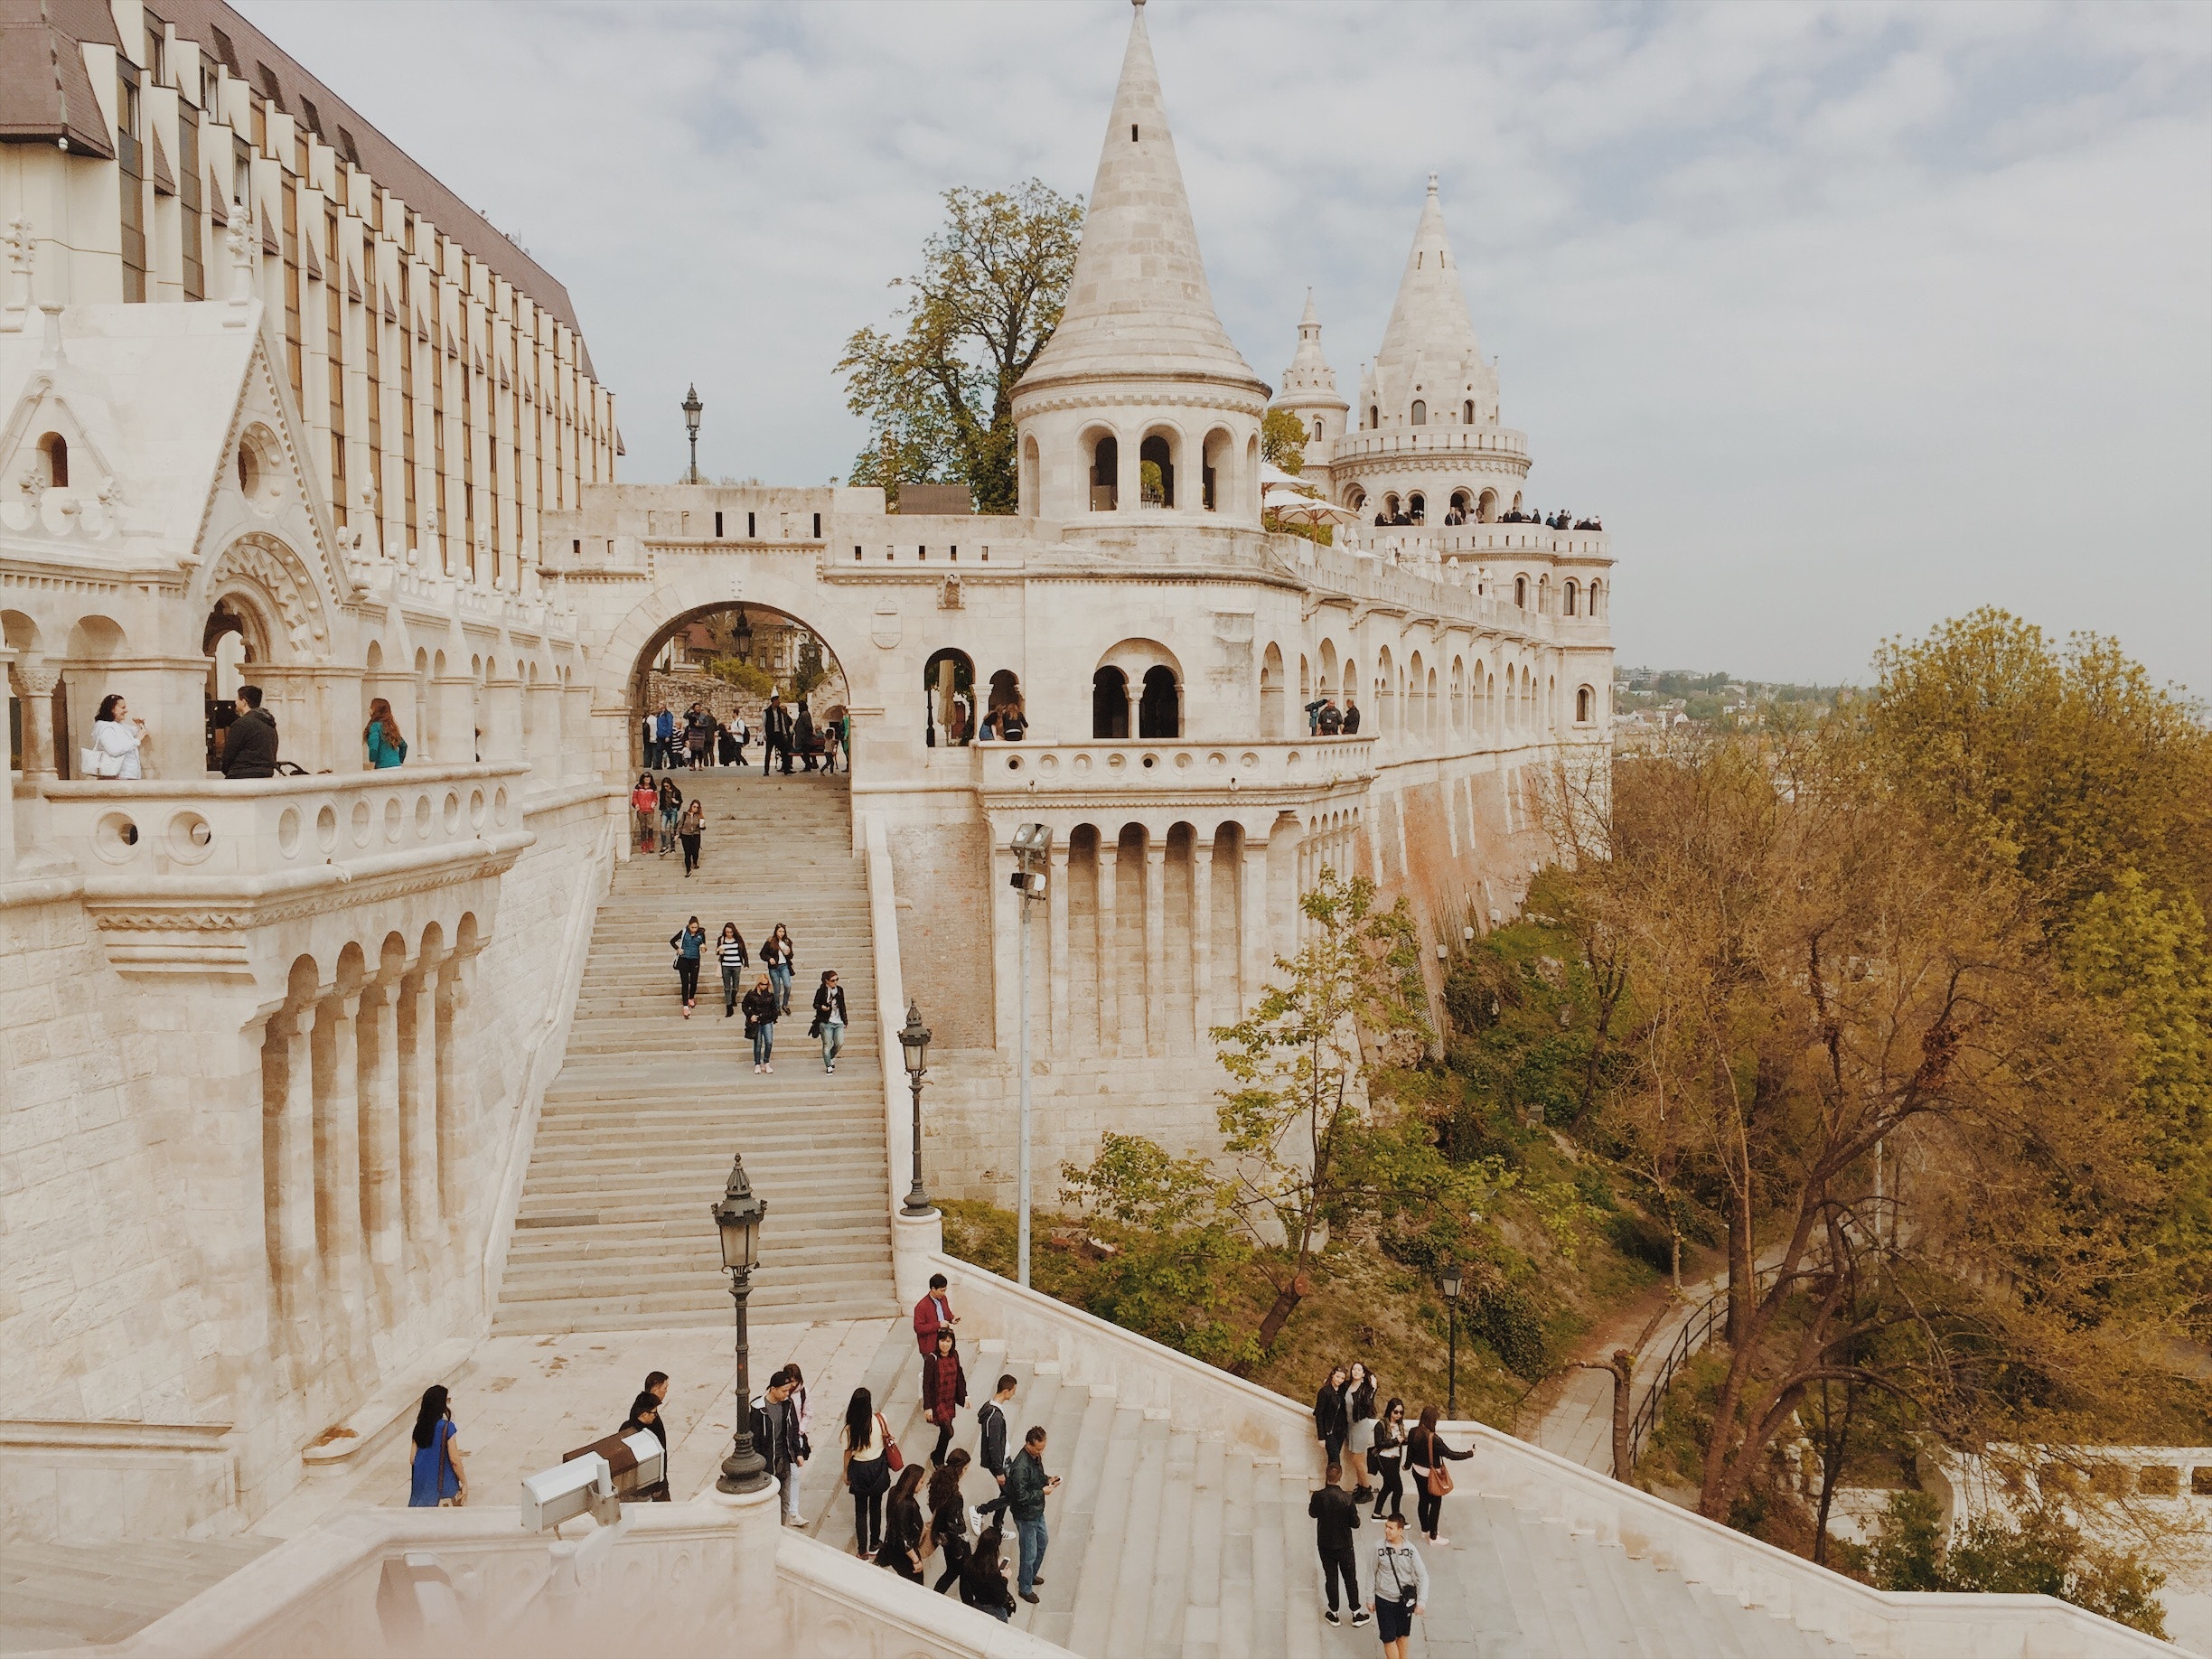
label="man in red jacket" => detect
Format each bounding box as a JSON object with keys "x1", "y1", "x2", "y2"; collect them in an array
[{"x1": 914, "y1": 1271, "x2": 957, "y2": 1355}]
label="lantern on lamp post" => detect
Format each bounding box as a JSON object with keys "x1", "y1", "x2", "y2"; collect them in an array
[
  {"x1": 682, "y1": 383, "x2": 704, "y2": 485},
  {"x1": 1440, "y1": 1261, "x2": 1465, "y2": 1420},
  {"x1": 711, "y1": 1154, "x2": 771, "y2": 1494},
  {"x1": 898, "y1": 1001, "x2": 933, "y2": 1216}
]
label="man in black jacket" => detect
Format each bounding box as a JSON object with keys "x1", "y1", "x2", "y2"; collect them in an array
[
  {"x1": 761, "y1": 695, "x2": 794, "y2": 776},
  {"x1": 748, "y1": 1368, "x2": 805, "y2": 1525},
  {"x1": 975, "y1": 1373, "x2": 1017, "y2": 1522},
  {"x1": 220, "y1": 685, "x2": 278, "y2": 777},
  {"x1": 1341, "y1": 697, "x2": 1363, "y2": 736},
  {"x1": 1308, "y1": 1462, "x2": 1366, "y2": 1627}
]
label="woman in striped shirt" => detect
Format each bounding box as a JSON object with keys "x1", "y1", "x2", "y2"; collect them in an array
[{"x1": 717, "y1": 924, "x2": 750, "y2": 1018}]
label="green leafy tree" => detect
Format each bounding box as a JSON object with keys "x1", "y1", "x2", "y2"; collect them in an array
[
  {"x1": 1869, "y1": 1492, "x2": 2168, "y2": 1637},
  {"x1": 791, "y1": 633, "x2": 831, "y2": 701},
  {"x1": 703, "y1": 655, "x2": 773, "y2": 698},
  {"x1": 839, "y1": 181, "x2": 1083, "y2": 513},
  {"x1": 1261, "y1": 408, "x2": 1308, "y2": 474}
]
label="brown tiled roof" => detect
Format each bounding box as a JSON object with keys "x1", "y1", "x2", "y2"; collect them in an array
[
  {"x1": 0, "y1": 0, "x2": 121, "y2": 158},
  {"x1": 159, "y1": 0, "x2": 597, "y2": 378}
]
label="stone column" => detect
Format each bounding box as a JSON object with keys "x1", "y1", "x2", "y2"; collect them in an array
[
  {"x1": 481, "y1": 670, "x2": 525, "y2": 764},
  {"x1": 400, "y1": 956, "x2": 441, "y2": 1256},
  {"x1": 14, "y1": 664, "x2": 60, "y2": 782},
  {"x1": 1191, "y1": 829, "x2": 1214, "y2": 1045},
  {"x1": 1096, "y1": 836, "x2": 1119, "y2": 1055},
  {"x1": 1241, "y1": 837, "x2": 1270, "y2": 1016},
  {"x1": 436, "y1": 962, "x2": 464, "y2": 1230},
  {"x1": 431, "y1": 673, "x2": 476, "y2": 764},
  {"x1": 0, "y1": 650, "x2": 18, "y2": 872},
  {"x1": 360, "y1": 973, "x2": 405, "y2": 1326},
  {"x1": 271, "y1": 1005, "x2": 321, "y2": 1352},
  {"x1": 318, "y1": 993, "x2": 370, "y2": 1361},
  {"x1": 1144, "y1": 839, "x2": 1166, "y2": 1057},
  {"x1": 1047, "y1": 842, "x2": 1070, "y2": 1056}
]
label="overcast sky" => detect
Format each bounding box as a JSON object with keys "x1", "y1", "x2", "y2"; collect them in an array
[{"x1": 249, "y1": 0, "x2": 2211, "y2": 694}]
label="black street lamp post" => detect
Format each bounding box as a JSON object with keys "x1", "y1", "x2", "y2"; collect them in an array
[
  {"x1": 1441, "y1": 1262, "x2": 1464, "y2": 1420},
  {"x1": 682, "y1": 384, "x2": 703, "y2": 485},
  {"x1": 711, "y1": 1154, "x2": 771, "y2": 1494},
  {"x1": 898, "y1": 1000, "x2": 933, "y2": 1215}
]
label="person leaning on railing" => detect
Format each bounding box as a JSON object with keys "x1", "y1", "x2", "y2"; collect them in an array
[{"x1": 220, "y1": 685, "x2": 278, "y2": 778}]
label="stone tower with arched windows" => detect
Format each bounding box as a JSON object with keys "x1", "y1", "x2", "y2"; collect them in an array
[
  {"x1": 1274, "y1": 289, "x2": 1351, "y2": 451},
  {"x1": 1010, "y1": 0, "x2": 1270, "y2": 525}
]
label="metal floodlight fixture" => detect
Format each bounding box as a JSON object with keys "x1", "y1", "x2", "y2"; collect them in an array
[
  {"x1": 520, "y1": 1451, "x2": 615, "y2": 1532},
  {"x1": 1440, "y1": 1261, "x2": 1465, "y2": 1302},
  {"x1": 711, "y1": 1154, "x2": 765, "y2": 1273},
  {"x1": 1011, "y1": 822, "x2": 1053, "y2": 859},
  {"x1": 898, "y1": 999, "x2": 932, "y2": 1082}
]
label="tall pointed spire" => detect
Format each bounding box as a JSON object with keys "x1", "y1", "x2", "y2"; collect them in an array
[
  {"x1": 1016, "y1": 0, "x2": 1264, "y2": 398},
  {"x1": 1362, "y1": 173, "x2": 1497, "y2": 428},
  {"x1": 1279, "y1": 287, "x2": 1340, "y2": 398}
]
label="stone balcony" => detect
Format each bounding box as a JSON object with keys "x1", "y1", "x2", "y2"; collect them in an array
[
  {"x1": 1335, "y1": 520, "x2": 1612, "y2": 563},
  {"x1": 1327, "y1": 425, "x2": 1531, "y2": 464},
  {"x1": 38, "y1": 763, "x2": 533, "y2": 982},
  {"x1": 971, "y1": 736, "x2": 1376, "y2": 809}
]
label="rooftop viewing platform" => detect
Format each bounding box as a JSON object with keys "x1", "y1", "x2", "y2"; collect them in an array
[{"x1": 1328, "y1": 426, "x2": 1531, "y2": 464}]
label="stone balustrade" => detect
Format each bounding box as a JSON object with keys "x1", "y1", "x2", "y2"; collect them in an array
[
  {"x1": 1336, "y1": 521, "x2": 1611, "y2": 562},
  {"x1": 1329, "y1": 426, "x2": 1532, "y2": 464},
  {"x1": 974, "y1": 736, "x2": 1375, "y2": 799}
]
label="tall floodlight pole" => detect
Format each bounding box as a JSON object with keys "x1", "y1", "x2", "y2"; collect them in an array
[{"x1": 1009, "y1": 823, "x2": 1053, "y2": 1288}]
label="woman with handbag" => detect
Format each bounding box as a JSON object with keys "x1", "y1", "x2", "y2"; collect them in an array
[
  {"x1": 717, "y1": 924, "x2": 750, "y2": 1018},
  {"x1": 407, "y1": 1384, "x2": 466, "y2": 1508},
  {"x1": 88, "y1": 694, "x2": 145, "y2": 779},
  {"x1": 1367, "y1": 1514, "x2": 1429, "y2": 1659},
  {"x1": 927, "y1": 1449, "x2": 973, "y2": 1593},
  {"x1": 762, "y1": 923, "x2": 797, "y2": 1014},
  {"x1": 878, "y1": 1464, "x2": 929, "y2": 1583},
  {"x1": 743, "y1": 975, "x2": 780, "y2": 1073},
  {"x1": 1368, "y1": 1397, "x2": 1409, "y2": 1522},
  {"x1": 840, "y1": 1385, "x2": 898, "y2": 1561},
  {"x1": 1403, "y1": 1405, "x2": 1471, "y2": 1547}
]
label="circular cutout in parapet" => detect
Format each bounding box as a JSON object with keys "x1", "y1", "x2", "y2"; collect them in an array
[
  {"x1": 1105, "y1": 753, "x2": 1125, "y2": 773},
  {"x1": 166, "y1": 810, "x2": 214, "y2": 864},
  {"x1": 93, "y1": 811, "x2": 139, "y2": 863},
  {"x1": 1071, "y1": 754, "x2": 1091, "y2": 774},
  {"x1": 469, "y1": 788, "x2": 486, "y2": 830},
  {"x1": 383, "y1": 796, "x2": 403, "y2": 843},
  {"x1": 442, "y1": 792, "x2": 461, "y2": 835},
  {"x1": 1039, "y1": 754, "x2": 1059, "y2": 774},
  {"x1": 493, "y1": 786, "x2": 510, "y2": 826},
  {"x1": 351, "y1": 799, "x2": 371, "y2": 846},
  {"x1": 1242, "y1": 752, "x2": 1261, "y2": 768},
  {"x1": 1174, "y1": 751, "x2": 1193, "y2": 771},
  {"x1": 277, "y1": 806, "x2": 302, "y2": 857},
  {"x1": 414, "y1": 794, "x2": 432, "y2": 839},
  {"x1": 1140, "y1": 753, "x2": 1158, "y2": 770},
  {"x1": 1006, "y1": 755, "x2": 1021, "y2": 773},
  {"x1": 316, "y1": 803, "x2": 338, "y2": 853},
  {"x1": 1207, "y1": 752, "x2": 1227, "y2": 770},
  {"x1": 235, "y1": 424, "x2": 283, "y2": 515}
]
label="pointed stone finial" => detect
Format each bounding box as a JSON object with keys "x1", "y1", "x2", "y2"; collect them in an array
[
  {"x1": 225, "y1": 203, "x2": 256, "y2": 323},
  {"x1": 0, "y1": 216, "x2": 33, "y2": 333},
  {"x1": 1428, "y1": 171, "x2": 1439, "y2": 196}
]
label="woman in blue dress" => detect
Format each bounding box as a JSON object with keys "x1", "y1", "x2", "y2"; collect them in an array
[{"x1": 408, "y1": 1384, "x2": 467, "y2": 1507}]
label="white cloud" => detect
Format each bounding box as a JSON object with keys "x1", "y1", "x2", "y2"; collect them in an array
[{"x1": 246, "y1": 0, "x2": 2211, "y2": 692}]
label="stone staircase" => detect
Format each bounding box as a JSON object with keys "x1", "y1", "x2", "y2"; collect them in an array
[
  {"x1": 494, "y1": 770, "x2": 897, "y2": 1333},
  {"x1": 796, "y1": 1323, "x2": 1852, "y2": 1659},
  {"x1": 0, "y1": 1537, "x2": 276, "y2": 1651}
]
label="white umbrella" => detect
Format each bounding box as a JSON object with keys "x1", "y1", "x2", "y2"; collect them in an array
[{"x1": 1266, "y1": 492, "x2": 1360, "y2": 526}]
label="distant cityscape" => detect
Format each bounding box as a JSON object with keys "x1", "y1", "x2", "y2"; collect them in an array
[{"x1": 1613, "y1": 666, "x2": 1856, "y2": 736}]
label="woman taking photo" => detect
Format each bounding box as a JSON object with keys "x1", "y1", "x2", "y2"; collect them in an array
[
  {"x1": 407, "y1": 1385, "x2": 465, "y2": 1507},
  {"x1": 670, "y1": 916, "x2": 707, "y2": 1017},
  {"x1": 363, "y1": 698, "x2": 408, "y2": 770},
  {"x1": 1369, "y1": 1397, "x2": 1409, "y2": 1522},
  {"x1": 839, "y1": 1388, "x2": 892, "y2": 1561},
  {"x1": 88, "y1": 694, "x2": 145, "y2": 779},
  {"x1": 717, "y1": 924, "x2": 749, "y2": 1019},
  {"x1": 811, "y1": 970, "x2": 848, "y2": 1073},
  {"x1": 761, "y1": 923, "x2": 796, "y2": 1014},
  {"x1": 1404, "y1": 1405, "x2": 1473, "y2": 1548},
  {"x1": 742, "y1": 974, "x2": 780, "y2": 1073}
]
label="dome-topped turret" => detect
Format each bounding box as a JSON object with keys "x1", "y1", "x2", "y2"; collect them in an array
[{"x1": 1013, "y1": 0, "x2": 1269, "y2": 527}]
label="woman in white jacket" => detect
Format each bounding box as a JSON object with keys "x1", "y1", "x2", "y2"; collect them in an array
[{"x1": 89, "y1": 695, "x2": 145, "y2": 779}]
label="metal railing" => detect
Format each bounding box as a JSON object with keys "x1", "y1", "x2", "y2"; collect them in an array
[{"x1": 1626, "y1": 1263, "x2": 1778, "y2": 1470}]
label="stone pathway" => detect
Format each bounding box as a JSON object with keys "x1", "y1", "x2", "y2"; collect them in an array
[{"x1": 253, "y1": 1315, "x2": 896, "y2": 1539}]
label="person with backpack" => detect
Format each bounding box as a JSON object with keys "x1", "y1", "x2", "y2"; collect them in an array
[
  {"x1": 975, "y1": 1373, "x2": 1017, "y2": 1523},
  {"x1": 960, "y1": 1521, "x2": 1017, "y2": 1621},
  {"x1": 1308, "y1": 1460, "x2": 1366, "y2": 1627},
  {"x1": 670, "y1": 916, "x2": 707, "y2": 1017},
  {"x1": 1368, "y1": 1514, "x2": 1429, "y2": 1658},
  {"x1": 1404, "y1": 1405, "x2": 1472, "y2": 1548},
  {"x1": 839, "y1": 1386, "x2": 895, "y2": 1561}
]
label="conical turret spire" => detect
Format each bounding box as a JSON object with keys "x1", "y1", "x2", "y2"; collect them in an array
[
  {"x1": 1373, "y1": 173, "x2": 1485, "y2": 383},
  {"x1": 1016, "y1": 1, "x2": 1264, "y2": 397},
  {"x1": 1280, "y1": 287, "x2": 1338, "y2": 396}
]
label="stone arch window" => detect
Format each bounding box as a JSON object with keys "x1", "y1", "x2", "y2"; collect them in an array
[
  {"x1": 1340, "y1": 656, "x2": 1359, "y2": 724},
  {"x1": 1537, "y1": 575, "x2": 1550, "y2": 614},
  {"x1": 1343, "y1": 484, "x2": 1366, "y2": 515},
  {"x1": 1477, "y1": 488, "x2": 1497, "y2": 523},
  {"x1": 1139, "y1": 665, "x2": 1180, "y2": 738},
  {"x1": 1021, "y1": 436, "x2": 1040, "y2": 514},
  {"x1": 1450, "y1": 490, "x2": 1472, "y2": 520},
  {"x1": 1298, "y1": 652, "x2": 1310, "y2": 705},
  {"x1": 1318, "y1": 638, "x2": 1338, "y2": 698},
  {"x1": 1382, "y1": 492, "x2": 1401, "y2": 520},
  {"x1": 1589, "y1": 579, "x2": 1604, "y2": 617},
  {"x1": 1261, "y1": 642, "x2": 1286, "y2": 738},
  {"x1": 1376, "y1": 646, "x2": 1395, "y2": 734},
  {"x1": 923, "y1": 647, "x2": 975, "y2": 747},
  {"x1": 1408, "y1": 651, "x2": 1426, "y2": 736},
  {"x1": 1407, "y1": 492, "x2": 1425, "y2": 524},
  {"x1": 36, "y1": 432, "x2": 68, "y2": 489},
  {"x1": 1563, "y1": 578, "x2": 1579, "y2": 616},
  {"x1": 1368, "y1": 405, "x2": 1379, "y2": 430},
  {"x1": 1202, "y1": 426, "x2": 1233, "y2": 511},
  {"x1": 1463, "y1": 399, "x2": 1475, "y2": 424},
  {"x1": 1244, "y1": 436, "x2": 1260, "y2": 515},
  {"x1": 1086, "y1": 429, "x2": 1119, "y2": 511},
  {"x1": 1092, "y1": 666, "x2": 1129, "y2": 739},
  {"x1": 1450, "y1": 656, "x2": 1466, "y2": 733},
  {"x1": 1514, "y1": 575, "x2": 1527, "y2": 608},
  {"x1": 1426, "y1": 665, "x2": 1439, "y2": 740},
  {"x1": 1309, "y1": 417, "x2": 1325, "y2": 440},
  {"x1": 1577, "y1": 684, "x2": 1595, "y2": 724},
  {"x1": 1139, "y1": 430, "x2": 1177, "y2": 508},
  {"x1": 1410, "y1": 399, "x2": 1427, "y2": 426}
]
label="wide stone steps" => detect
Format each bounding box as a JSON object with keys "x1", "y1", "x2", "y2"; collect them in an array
[
  {"x1": 792, "y1": 1325, "x2": 1855, "y2": 1659},
  {"x1": 493, "y1": 773, "x2": 898, "y2": 1336},
  {"x1": 0, "y1": 1537, "x2": 277, "y2": 1650}
]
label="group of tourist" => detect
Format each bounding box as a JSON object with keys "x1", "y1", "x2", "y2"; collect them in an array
[
  {"x1": 642, "y1": 695, "x2": 846, "y2": 775},
  {"x1": 1302, "y1": 694, "x2": 1364, "y2": 736},
  {"x1": 663, "y1": 915, "x2": 832, "y2": 1064},
  {"x1": 1365, "y1": 503, "x2": 1602, "y2": 533},
  {"x1": 1311, "y1": 1360, "x2": 1460, "y2": 1645}
]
